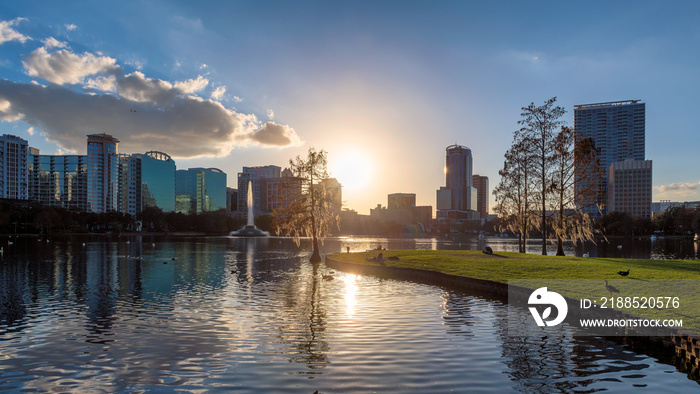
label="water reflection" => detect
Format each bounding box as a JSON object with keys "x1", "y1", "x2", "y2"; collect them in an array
[{"x1": 0, "y1": 236, "x2": 698, "y2": 392}]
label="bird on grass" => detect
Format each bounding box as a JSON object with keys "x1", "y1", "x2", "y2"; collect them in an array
[
  {"x1": 617, "y1": 269, "x2": 630, "y2": 277},
  {"x1": 604, "y1": 280, "x2": 620, "y2": 297}
]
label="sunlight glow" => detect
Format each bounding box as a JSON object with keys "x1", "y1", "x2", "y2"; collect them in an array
[
  {"x1": 343, "y1": 274, "x2": 358, "y2": 317},
  {"x1": 330, "y1": 151, "x2": 372, "y2": 193}
]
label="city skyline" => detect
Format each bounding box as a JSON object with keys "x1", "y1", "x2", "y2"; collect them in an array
[{"x1": 1, "y1": 2, "x2": 700, "y2": 214}]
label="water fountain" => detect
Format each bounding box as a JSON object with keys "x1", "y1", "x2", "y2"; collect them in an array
[{"x1": 230, "y1": 180, "x2": 269, "y2": 237}]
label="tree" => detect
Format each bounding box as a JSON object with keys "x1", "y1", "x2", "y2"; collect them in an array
[
  {"x1": 494, "y1": 136, "x2": 536, "y2": 253},
  {"x1": 515, "y1": 97, "x2": 566, "y2": 255},
  {"x1": 549, "y1": 126, "x2": 601, "y2": 255},
  {"x1": 274, "y1": 147, "x2": 340, "y2": 263}
]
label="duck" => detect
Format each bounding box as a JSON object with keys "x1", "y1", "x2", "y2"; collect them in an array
[
  {"x1": 322, "y1": 274, "x2": 334, "y2": 280},
  {"x1": 617, "y1": 269, "x2": 630, "y2": 277},
  {"x1": 604, "y1": 280, "x2": 620, "y2": 296}
]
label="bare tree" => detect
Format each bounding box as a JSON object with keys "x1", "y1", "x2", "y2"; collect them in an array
[
  {"x1": 494, "y1": 137, "x2": 536, "y2": 253},
  {"x1": 515, "y1": 97, "x2": 566, "y2": 255},
  {"x1": 274, "y1": 147, "x2": 340, "y2": 263},
  {"x1": 550, "y1": 126, "x2": 601, "y2": 255}
]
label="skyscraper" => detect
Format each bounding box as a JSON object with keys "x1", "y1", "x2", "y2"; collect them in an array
[
  {"x1": 472, "y1": 174, "x2": 489, "y2": 218},
  {"x1": 118, "y1": 153, "x2": 142, "y2": 216},
  {"x1": 87, "y1": 133, "x2": 119, "y2": 213},
  {"x1": 444, "y1": 144, "x2": 473, "y2": 212},
  {"x1": 0, "y1": 134, "x2": 28, "y2": 200},
  {"x1": 573, "y1": 100, "x2": 647, "y2": 217}
]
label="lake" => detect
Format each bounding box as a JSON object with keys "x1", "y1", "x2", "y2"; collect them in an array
[{"x1": 0, "y1": 235, "x2": 698, "y2": 392}]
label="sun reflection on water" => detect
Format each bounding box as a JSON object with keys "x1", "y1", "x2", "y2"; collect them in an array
[{"x1": 343, "y1": 274, "x2": 358, "y2": 317}]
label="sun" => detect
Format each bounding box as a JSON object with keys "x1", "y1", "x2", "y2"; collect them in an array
[{"x1": 330, "y1": 150, "x2": 372, "y2": 193}]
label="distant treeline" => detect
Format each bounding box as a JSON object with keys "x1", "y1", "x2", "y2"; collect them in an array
[{"x1": 0, "y1": 200, "x2": 252, "y2": 235}]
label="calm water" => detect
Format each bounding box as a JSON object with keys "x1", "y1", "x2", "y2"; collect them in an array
[{"x1": 0, "y1": 235, "x2": 698, "y2": 392}]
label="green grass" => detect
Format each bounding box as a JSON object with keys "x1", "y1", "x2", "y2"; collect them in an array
[{"x1": 327, "y1": 250, "x2": 700, "y2": 332}]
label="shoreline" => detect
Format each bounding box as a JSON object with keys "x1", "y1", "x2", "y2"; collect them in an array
[{"x1": 325, "y1": 253, "x2": 700, "y2": 380}]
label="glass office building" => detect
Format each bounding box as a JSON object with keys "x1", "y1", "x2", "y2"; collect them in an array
[
  {"x1": 574, "y1": 100, "x2": 646, "y2": 217},
  {"x1": 28, "y1": 153, "x2": 88, "y2": 211},
  {"x1": 87, "y1": 133, "x2": 119, "y2": 213},
  {"x1": 136, "y1": 151, "x2": 175, "y2": 212},
  {"x1": 176, "y1": 167, "x2": 227, "y2": 214}
]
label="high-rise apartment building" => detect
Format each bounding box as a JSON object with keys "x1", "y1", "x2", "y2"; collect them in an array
[
  {"x1": 28, "y1": 151, "x2": 88, "y2": 211},
  {"x1": 574, "y1": 100, "x2": 647, "y2": 217},
  {"x1": 87, "y1": 133, "x2": 119, "y2": 213},
  {"x1": 118, "y1": 153, "x2": 142, "y2": 216},
  {"x1": 472, "y1": 174, "x2": 489, "y2": 218},
  {"x1": 0, "y1": 134, "x2": 28, "y2": 200},
  {"x1": 444, "y1": 144, "x2": 473, "y2": 212}
]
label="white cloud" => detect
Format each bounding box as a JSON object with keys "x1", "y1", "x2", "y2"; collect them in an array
[
  {"x1": 267, "y1": 109, "x2": 275, "y2": 120},
  {"x1": 232, "y1": 96, "x2": 242, "y2": 102},
  {"x1": 42, "y1": 37, "x2": 66, "y2": 49},
  {"x1": 655, "y1": 182, "x2": 700, "y2": 193},
  {"x1": 23, "y1": 47, "x2": 120, "y2": 85},
  {"x1": 246, "y1": 122, "x2": 303, "y2": 147},
  {"x1": 85, "y1": 75, "x2": 118, "y2": 92},
  {"x1": 65, "y1": 23, "x2": 77, "y2": 31},
  {"x1": 27, "y1": 126, "x2": 34, "y2": 135},
  {"x1": 0, "y1": 80, "x2": 303, "y2": 158},
  {"x1": 0, "y1": 18, "x2": 31, "y2": 45},
  {"x1": 174, "y1": 75, "x2": 209, "y2": 94},
  {"x1": 199, "y1": 63, "x2": 208, "y2": 70},
  {"x1": 654, "y1": 182, "x2": 700, "y2": 201},
  {"x1": 55, "y1": 148, "x2": 64, "y2": 155},
  {"x1": 211, "y1": 85, "x2": 226, "y2": 100}
]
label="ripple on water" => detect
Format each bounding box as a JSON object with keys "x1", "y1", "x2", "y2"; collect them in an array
[{"x1": 0, "y1": 237, "x2": 699, "y2": 392}]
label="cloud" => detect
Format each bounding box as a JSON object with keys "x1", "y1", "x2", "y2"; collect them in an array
[
  {"x1": 41, "y1": 37, "x2": 66, "y2": 49},
  {"x1": 23, "y1": 47, "x2": 120, "y2": 84},
  {"x1": 0, "y1": 18, "x2": 31, "y2": 45},
  {"x1": 3, "y1": 41, "x2": 302, "y2": 157},
  {"x1": 247, "y1": 122, "x2": 302, "y2": 147},
  {"x1": 65, "y1": 23, "x2": 77, "y2": 31},
  {"x1": 654, "y1": 182, "x2": 700, "y2": 193},
  {"x1": 267, "y1": 109, "x2": 275, "y2": 120},
  {"x1": 174, "y1": 75, "x2": 208, "y2": 94},
  {"x1": 0, "y1": 80, "x2": 302, "y2": 157},
  {"x1": 211, "y1": 85, "x2": 226, "y2": 100},
  {"x1": 27, "y1": 126, "x2": 34, "y2": 135}
]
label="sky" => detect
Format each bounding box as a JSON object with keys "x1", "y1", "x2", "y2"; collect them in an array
[{"x1": 1, "y1": 1, "x2": 700, "y2": 214}]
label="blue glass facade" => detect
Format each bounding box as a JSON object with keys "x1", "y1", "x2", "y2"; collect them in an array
[
  {"x1": 137, "y1": 151, "x2": 175, "y2": 212},
  {"x1": 176, "y1": 167, "x2": 226, "y2": 214}
]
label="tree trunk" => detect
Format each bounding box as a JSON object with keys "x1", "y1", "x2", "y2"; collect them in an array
[{"x1": 310, "y1": 237, "x2": 321, "y2": 263}]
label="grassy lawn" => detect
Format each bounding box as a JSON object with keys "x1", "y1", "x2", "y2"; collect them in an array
[{"x1": 327, "y1": 249, "x2": 700, "y2": 332}]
